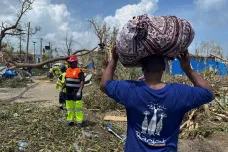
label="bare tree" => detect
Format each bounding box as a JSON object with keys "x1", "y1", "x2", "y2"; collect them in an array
[
  {"x1": 4, "y1": 18, "x2": 119, "y2": 69},
  {"x1": 194, "y1": 43, "x2": 201, "y2": 72},
  {"x1": 88, "y1": 19, "x2": 118, "y2": 61},
  {"x1": 0, "y1": 0, "x2": 34, "y2": 51},
  {"x1": 197, "y1": 41, "x2": 223, "y2": 69},
  {"x1": 30, "y1": 25, "x2": 41, "y2": 35},
  {"x1": 65, "y1": 32, "x2": 73, "y2": 56}
]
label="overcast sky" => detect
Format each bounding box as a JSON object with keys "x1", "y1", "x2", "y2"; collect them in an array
[{"x1": 0, "y1": 0, "x2": 227, "y2": 56}]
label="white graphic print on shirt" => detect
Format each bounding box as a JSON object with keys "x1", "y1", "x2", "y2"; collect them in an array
[
  {"x1": 155, "y1": 113, "x2": 167, "y2": 136},
  {"x1": 137, "y1": 103, "x2": 167, "y2": 146},
  {"x1": 142, "y1": 111, "x2": 150, "y2": 134}
]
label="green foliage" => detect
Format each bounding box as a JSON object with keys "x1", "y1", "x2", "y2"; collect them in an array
[
  {"x1": 0, "y1": 103, "x2": 124, "y2": 152},
  {"x1": 84, "y1": 84, "x2": 124, "y2": 112},
  {"x1": 0, "y1": 77, "x2": 33, "y2": 88},
  {"x1": 32, "y1": 68, "x2": 48, "y2": 76}
]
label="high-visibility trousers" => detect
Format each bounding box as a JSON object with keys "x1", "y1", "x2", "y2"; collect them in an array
[{"x1": 66, "y1": 100, "x2": 83, "y2": 123}]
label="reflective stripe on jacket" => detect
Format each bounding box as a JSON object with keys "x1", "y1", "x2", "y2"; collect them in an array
[
  {"x1": 53, "y1": 66, "x2": 61, "y2": 77},
  {"x1": 56, "y1": 72, "x2": 66, "y2": 92},
  {"x1": 65, "y1": 68, "x2": 82, "y2": 93}
]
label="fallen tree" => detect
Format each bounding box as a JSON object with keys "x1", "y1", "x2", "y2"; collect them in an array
[{"x1": 7, "y1": 47, "x2": 98, "y2": 69}]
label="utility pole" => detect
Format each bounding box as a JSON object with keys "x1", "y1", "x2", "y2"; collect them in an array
[
  {"x1": 55, "y1": 48, "x2": 57, "y2": 57},
  {"x1": 26, "y1": 22, "x2": 30, "y2": 63},
  {"x1": 40, "y1": 38, "x2": 42, "y2": 62},
  {"x1": 81, "y1": 49, "x2": 83, "y2": 64},
  {"x1": 19, "y1": 34, "x2": 22, "y2": 61},
  {"x1": 50, "y1": 44, "x2": 53, "y2": 59},
  {"x1": 33, "y1": 41, "x2": 37, "y2": 63},
  {"x1": 17, "y1": 28, "x2": 25, "y2": 62},
  {"x1": 48, "y1": 42, "x2": 51, "y2": 59}
]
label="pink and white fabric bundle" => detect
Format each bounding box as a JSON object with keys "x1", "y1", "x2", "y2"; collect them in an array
[{"x1": 116, "y1": 14, "x2": 195, "y2": 67}]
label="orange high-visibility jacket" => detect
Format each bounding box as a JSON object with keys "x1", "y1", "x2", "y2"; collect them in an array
[{"x1": 65, "y1": 68, "x2": 83, "y2": 92}]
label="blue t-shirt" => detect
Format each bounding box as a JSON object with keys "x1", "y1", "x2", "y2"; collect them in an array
[{"x1": 105, "y1": 80, "x2": 213, "y2": 152}]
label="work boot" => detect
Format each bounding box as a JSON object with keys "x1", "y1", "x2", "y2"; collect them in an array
[
  {"x1": 58, "y1": 106, "x2": 64, "y2": 110},
  {"x1": 68, "y1": 121, "x2": 75, "y2": 126},
  {"x1": 77, "y1": 122, "x2": 84, "y2": 128}
]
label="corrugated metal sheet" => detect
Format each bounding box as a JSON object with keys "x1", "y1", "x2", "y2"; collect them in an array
[{"x1": 171, "y1": 59, "x2": 227, "y2": 76}]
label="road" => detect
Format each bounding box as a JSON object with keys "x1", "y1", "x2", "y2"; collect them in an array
[{"x1": 14, "y1": 80, "x2": 59, "y2": 107}]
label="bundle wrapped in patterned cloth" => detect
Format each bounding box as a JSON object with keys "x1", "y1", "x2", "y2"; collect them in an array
[{"x1": 116, "y1": 14, "x2": 195, "y2": 67}]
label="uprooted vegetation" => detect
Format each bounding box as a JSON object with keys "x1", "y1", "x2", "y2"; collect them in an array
[
  {"x1": 0, "y1": 70, "x2": 227, "y2": 151},
  {"x1": 0, "y1": 15, "x2": 227, "y2": 150},
  {"x1": 170, "y1": 71, "x2": 228, "y2": 138},
  {"x1": 0, "y1": 1, "x2": 227, "y2": 149},
  {"x1": 84, "y1": 51, "x2": 228, "y2": 140},
  {"x1": 160, "y1": 70, "x2": 228, "y2": 138},
  {"x1": 0, "y1": 60, "x2": 227, "y2": 151},
  {"x1": 84, "y1": 62, "x2": 228, "y2": 136},
  {"x1": 0, "y1": 103, "x2": 125, "y2": 152}
]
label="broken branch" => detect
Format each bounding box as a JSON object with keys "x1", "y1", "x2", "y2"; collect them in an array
[
  {"x1": 211, "y1": 112, "x2": 228, "y2": 120},
  {"x1": 210, "y1": 54, "x2": 228, "y2": 62},
  {"x1": 5, "y1": 33, "x2": 25, "y2": 36},
  {"x1": 180, "y1": 109, "x2": 197, "y2": 130}
]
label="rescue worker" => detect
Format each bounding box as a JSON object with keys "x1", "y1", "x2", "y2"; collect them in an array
[
  {"x1": 49, "y1": 67, "x2": 54, "y2": 81},
  {"x1": 49, "y1": 64, "x2": 61, "y2": 81},
  {"x1": 62, "y1": 56, "x2": 85, "y2": 127},
  {"x1": 64, "y1": 60, "x2": 69, "y2": 69},
  {"x1": 56, "y1": 64, "x2": 67, "y2": 110},
  {"x1": 52, "y1": 65, "x2": 61, "y2": 77}
]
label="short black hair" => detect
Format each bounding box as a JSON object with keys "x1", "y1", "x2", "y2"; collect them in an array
[{"x1": 141, "y1": 55, "x2": 166, "y2": 73}]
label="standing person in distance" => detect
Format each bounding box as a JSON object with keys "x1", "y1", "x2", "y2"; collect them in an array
[
  {"x1": 56, "y1": 64, "x2": 67, "y2": 110},
  {"x1": 62, "y1": 56, "x2": 85, "y2": 127}
]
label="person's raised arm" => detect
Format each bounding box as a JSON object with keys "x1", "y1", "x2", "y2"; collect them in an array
[
  {"x1": 178, "y1": 50, "x2": 215, "y2": 99},
  {"x1": 100, "y1": 46, "x2": 118, "y2": 93}
]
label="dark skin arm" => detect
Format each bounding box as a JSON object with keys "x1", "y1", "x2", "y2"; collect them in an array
[
  {"x1": 100, "y1": 46, "x2": 118, "y2": 93},
  {"x1": 78, "y1": 71, "x2": 85, "y2": 93},
  {"x1": 178, "y1": 50, "x2": 215, "y2": 99},
  {"x1": 79, "y1": 81, "x2": 84, "y2": 92}
]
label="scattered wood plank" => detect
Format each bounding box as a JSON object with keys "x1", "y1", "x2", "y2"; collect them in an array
[
  {"x1": 211, "y1": 112, "x2": 228, "y2": 120},
  {"x1": 104, "y1": 116, "x2": 127, "y2": 122}
]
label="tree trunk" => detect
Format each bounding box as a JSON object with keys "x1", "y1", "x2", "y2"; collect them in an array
[
  {"x1": 168, "y1": 60, "x2": 172, "y2": 75},
  {"x1": 0, "y1": 35, "x2": 4, "y2": 52},
  {"x1": 8, "y1": 47, "x2": 98, "y2": 69}
]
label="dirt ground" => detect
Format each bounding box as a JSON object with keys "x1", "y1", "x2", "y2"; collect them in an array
[
  {"x1": 1, "y1": 76, "x2": 227, "y2": 152},
  {"x1": 179, "y1": 132, "x2": 228, "y2": 152},
  {"x1": 14, "y1": 80, "x2": 59, "y2": 107}
]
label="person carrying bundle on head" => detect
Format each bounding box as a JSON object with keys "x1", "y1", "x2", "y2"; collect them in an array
[{"x1": 100, "y1": 15, "x2": 215, "y2": 152}]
